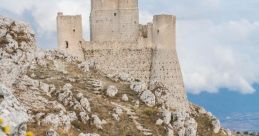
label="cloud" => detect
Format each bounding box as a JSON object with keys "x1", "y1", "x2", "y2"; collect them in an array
[
  {"x1": 177, "y1": 19, "x2": 259, "y2": 94},
  {"x1": 0, "y1": 0, "x2": 259, "y2": 94}
]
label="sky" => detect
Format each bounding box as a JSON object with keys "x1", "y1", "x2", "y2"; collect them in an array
[{"x1": 0, "y1": 0, "x2": 259, "y2": 131}]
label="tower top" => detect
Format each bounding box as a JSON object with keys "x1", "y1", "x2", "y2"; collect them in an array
[{"x1": 91, "y1": 0, "x2": 138, "y2": 10}]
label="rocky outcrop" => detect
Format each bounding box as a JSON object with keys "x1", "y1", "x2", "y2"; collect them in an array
[
  {"x1": 0, "y1": 84, "x2": 29, "y2": 134},
  {"x1": 0, "y1": 16, "x2": 36, "y2": 88},
  {"x1": 0, "y1": 16, "x2": 230, "y2": 136}
]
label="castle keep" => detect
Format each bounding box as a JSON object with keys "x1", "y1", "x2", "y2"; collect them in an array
[{"x1": 57, "y1": 0, "x2": 188, "y2": 110}]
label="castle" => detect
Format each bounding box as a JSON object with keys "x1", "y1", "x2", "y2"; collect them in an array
[{"x1": 56, "y1": 0, "x2": 188, "y2": 110}]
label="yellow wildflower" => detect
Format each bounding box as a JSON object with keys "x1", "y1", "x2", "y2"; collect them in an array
[
  {"x1": 26, "y1": 131, "x2": 34, "y2": 136},
  {"x1": 0, "y1": 118, "x2": 3, "y2": 124},
  {"x1": 2, "y1": 126, "x2": 11, "y2": 134}
]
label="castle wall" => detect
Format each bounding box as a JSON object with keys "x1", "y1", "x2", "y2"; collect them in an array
[
  {"x1": 90, "y1": 0, "x2": 139, "y2": 42},
  {"x1": 57, "y1": 13, "x2": 84, "y2": 59},
  {"x1": 82, "y1": 42, "x2": 152, "y2": 83},
  {"x1": 56, "y1": 0, "x2": 189, "y2": 111},
  {"x1": 150, "y1": 15, "x2": 188, "y2": 110}
]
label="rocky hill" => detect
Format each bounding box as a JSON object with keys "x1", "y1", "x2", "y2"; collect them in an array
[{"x1": 0, "y1": 16, "x2": 231, "y2": 136}]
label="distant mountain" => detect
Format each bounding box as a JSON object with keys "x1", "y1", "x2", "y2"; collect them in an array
[{"x1": 222, "y1": 112, "x2": 259, "y2": 131}]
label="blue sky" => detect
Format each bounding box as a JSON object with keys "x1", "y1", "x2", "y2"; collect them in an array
[{"x1": 0, "y1": 0, "x2": 259, "y2": 131}]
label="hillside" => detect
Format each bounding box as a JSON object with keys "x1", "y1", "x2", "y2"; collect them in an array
[{"x1": 0, "y1": 16, "x2": 231, "y2": 136}]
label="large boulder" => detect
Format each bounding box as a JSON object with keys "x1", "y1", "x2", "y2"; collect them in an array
[{"x1": 41, "y1": 111, "x2": 77, "y2": 131}]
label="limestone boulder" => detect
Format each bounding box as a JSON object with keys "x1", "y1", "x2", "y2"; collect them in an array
[
  {"x1": 79, "y1": 112, "x2": 90, "y2": 124},
  {"x1": 184, "y1": 118, "x2": 197, "y2": 136},
  {"x1": 91, "y1": 115, "x2": 104, "y2": 129},
  {"x1": 162, "y1": 110, "x2": 171, "y2": 125},
  {"x1": 112, "y1": 107, "x2": 123, "y2": 121},
  {"x1": 80, "y1": 97, "x2": 91, "y2": 112},
  {"x1": 121, "y1": 94, "x2": 129, "y2": 101},
  {"x1": 88, "y1": 79, "x2": 103, "y2": 91},
  {"x1": 78, "y1": 61, "x2": 91, "y2": 72},
  {"x1": 130, "y1": 81, "x2": 147, "y2": 94},
  {"x1": 140, "y1": 90, "x2": 156, "y2": 107},
  {"x1": 212, "y1": 118, "x2": 221, "y2": 133},
  {"x1": 155, "y1": 119, "x2": 163, "y2": 126},
  {"x1": 41, "y1": 111, "x2": 77, "y2": 131},
  {"x1": 13, "y1": 123, "x2": 27, "y2": 136},
  {"x1": 78, "y1": 133, "x2": 100, "y2": 136},
  {"x1": 106, "y1": 85, "x2": 118, "y2": 97},
  {"x1": 118, "y1": 73, "x2": 132, "y2": 82}
]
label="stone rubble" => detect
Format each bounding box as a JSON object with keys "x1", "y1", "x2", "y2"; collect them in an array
[
  {"x1": 46, "y1": 129, "x2": 59, "y2": 136},
  {"x1": 121, "y1": 94, "x2": 129, "y2": 101},
  {"x1": 106, "y1": 85, "x2": 118, "y2": 97},
  {"x1": 41, "y1": 111, "x2": 77, "y2": 131},
  {"x1": 140, "y1": 90, "x2": 156, "y2": 107},
  {"x1": 112, "y1": 107, "x2": 123, "y2": 121},
  {"x1": 91, "y1": 114, "x2": 104, "y2": 129},
  {"x1": 130, "y1": 81, "x2": 147, "y2": 94}
]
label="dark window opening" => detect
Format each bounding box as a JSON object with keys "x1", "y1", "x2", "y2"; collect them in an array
[
  {"x1": 73, "y1": 29, "x2": 76, "y2": 32},
  {"x1": 65, "y1": 41, "x2": 69, "y2": 48},
  {"x1": 79, "y1": 41, "x2": 82, "y2": 44},
  {"x1": 157, "y1": 29, "x2": 160, "y2": 33},
  {"x1": 114, "y1": 13, "x2": 117, "y2": 16}
]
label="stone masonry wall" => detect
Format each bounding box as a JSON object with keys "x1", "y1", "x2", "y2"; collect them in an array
[
  {"x1": 82, "y1": 41, "x2": 153, "y2": 83},
  {"x1": 90, "y1": 0, "x2": 139, "y2": 42},
  {"x1": 150, "y1": 15, "x2": 188, "y2": 110}
]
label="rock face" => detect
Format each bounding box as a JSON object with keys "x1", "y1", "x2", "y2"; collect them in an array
[
  {"x1": 0, "y1": 84, "x2": 29, "y2": 133},
  {"x1": 0, "y1": 16, "x2": 230, "y2": 136},
  {"x1": 0, "y1": 16, "x2": 35, "y2": 88}
]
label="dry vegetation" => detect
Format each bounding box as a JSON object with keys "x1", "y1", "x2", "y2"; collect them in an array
[{"x1": 24, "y1": 58, "x2": 167, "y2": 136}]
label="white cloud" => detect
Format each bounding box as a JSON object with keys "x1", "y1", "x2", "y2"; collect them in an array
[
  {"x1": 177, "y1": 19, "x2": 259, "y2": 94},
  {"x1": 0, "y1": 0, "x2": 90, "y2": 38},
  {"x1": 1, "y1": 0, "x2": 259, "y2": 94}
]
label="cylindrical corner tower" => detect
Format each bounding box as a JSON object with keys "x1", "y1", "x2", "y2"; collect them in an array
[{"x1": 150, "y1": 15, "x2": 189, "y2": 111}]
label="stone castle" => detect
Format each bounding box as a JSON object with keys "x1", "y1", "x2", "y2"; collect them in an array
[{"x1": 56, "y1": 0, "x2": 188, "y2": 110}]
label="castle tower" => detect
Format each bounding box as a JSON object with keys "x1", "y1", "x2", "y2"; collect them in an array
[
  {"x1": 90, "y1": 0, "x2": 139, "y2": 42},
  {"x1": 57, "y1": 12, "x2": 84, "y2": 59},
  {"x1": 150, "y1": 15, "x2": 189, "y2": 110}
]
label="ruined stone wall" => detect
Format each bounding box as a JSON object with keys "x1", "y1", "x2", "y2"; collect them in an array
[
  {"x1": 150, "y1": 15, "x2": 188, "y2": 110},
  {"x1": 82, "y1": 41, "x2": 153, "y2": 83},
  {"x1": 90, "y1": 0, "x2": 139, "y2": 42},
  {"x1": 57, "y1": 13, "x2": 84, "y2": 59}
]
